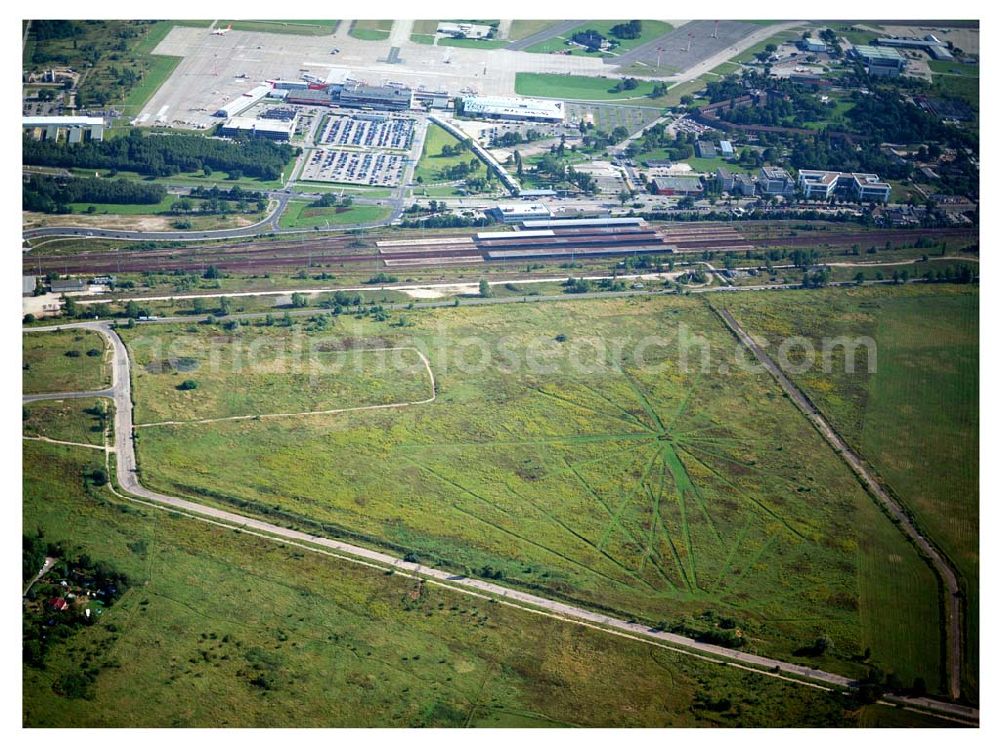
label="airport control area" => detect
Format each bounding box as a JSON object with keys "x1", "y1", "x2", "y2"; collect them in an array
[{"x1": 20, "y1": 15, "x2": 981, "y2": 731}]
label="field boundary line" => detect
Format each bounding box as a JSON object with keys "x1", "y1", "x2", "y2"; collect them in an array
[{"x1": 710, "y1": 303, "x2": 964, "y2": 702}]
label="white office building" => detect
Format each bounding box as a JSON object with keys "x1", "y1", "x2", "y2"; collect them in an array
[{"x1": 461, "y1": 96, "x2": 565, "y2": 123}]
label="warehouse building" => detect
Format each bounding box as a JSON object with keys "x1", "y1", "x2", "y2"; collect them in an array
[
  {"x1": 489, "y1": 203, "x2": 553, "y2": 223},
  {"x1": 876, "y1": 34, "x2": 954, "y2": 61},
  {"x1": 460, "y1": 96, "x2": 565, "y2": 123},
  {"x1": 215, "y1": 84, "x2": 272, "y2": 118},
  {"x1": 852, "y1": 45, "x2": 906, "y2": 76},
  {"x1": 799, "y1": 36, "x2": 828, "y2": 53},
  {"x1": 338, "y1": 84, "x2": 412, "y2": 111},
  {"x1": 22, "y1": 116, "x2": 104, "y2": 142},
  {"x1": 651, "y1": 176, "x2": 704, "y2": 196},
  {"x1": 797, "y1": 169, "x2": 891, "y2": 203},
  {"x1": 219, "y1": 116, "x2": 296, "y2": 141}
]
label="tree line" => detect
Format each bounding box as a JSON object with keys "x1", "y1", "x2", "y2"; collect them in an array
[
  {"x1": 23, "y1": 129, "x2": 296, "y2": 180},
  {"x1": 23, "y1": 173, "x2": 166, "y2": 213}
]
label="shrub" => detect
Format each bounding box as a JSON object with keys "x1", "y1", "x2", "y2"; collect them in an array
[{"x1": 176, "y1": 379, "x2": 199, "y2": 391}]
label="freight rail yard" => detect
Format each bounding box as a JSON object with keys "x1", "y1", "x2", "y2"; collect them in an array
[{"x1": 25, "y1": 220, "x2": 977, "y2": 275}]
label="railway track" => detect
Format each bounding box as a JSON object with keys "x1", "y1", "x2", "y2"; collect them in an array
[{"x1": 24, "y1": 226, "x2": 977, "y2": 275}]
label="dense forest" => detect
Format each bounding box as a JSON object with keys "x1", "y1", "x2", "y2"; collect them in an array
[
  {"x1": 23, "y1": 130, "x2": 297, "y2": 180},
  {"x1": 23, "y1": 173, "x2": 166, "y2": 213}
]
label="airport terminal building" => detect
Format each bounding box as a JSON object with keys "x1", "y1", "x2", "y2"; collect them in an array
[{"x1": 460, "y1": 96, "x2": 565, "y2": 123}]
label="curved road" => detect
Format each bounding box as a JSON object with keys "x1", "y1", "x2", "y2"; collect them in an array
[{"x1": 22, "y1": 319, "x2": 977, "y2": 724}]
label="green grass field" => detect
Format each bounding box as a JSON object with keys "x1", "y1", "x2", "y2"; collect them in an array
[
  {"x1": 348, "y1": 20, "x2": 393, "y2": 41},
  {"x1": 119, "y1": 324, "x2": 432, "y2": 424},
  {"x1": 508, "y1": 20, "x2": 562, "y2": 41},
  {"x1": 23, "y1": 397, "x2": 112, "y2": 447},
  {"x1": 711, "y1": 284, "x2": 978, "y2": 699},
  {"x1": 414, "y1": 124, "x2": 473, "y2": 184},
  {"x1": 125, "y1": 296, "x2": 943, "y2": 690},
  {"x1": 515, "y1": 74, "x2": 667, "y2": 106},
  {"x1": 216, "y1": 20, "x2": 339, "y2": 35},
  {"x1": 524, "y1": 20, "x2": 672, "y2": 57},
  {"x1": 278, "y1": 201, "x2": 390, "y2": 230},
  {"x1": 24, "y1": 439, "x2": 895, "y2": 727},
  {"x1": 23, "y1": 330, "x2": 110, "y2": 394}
]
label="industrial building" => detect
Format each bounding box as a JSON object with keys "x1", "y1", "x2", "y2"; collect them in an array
[
  {"x1": 437, "y1": 21, "x2": 494, "y2": 39},
  {"x1": 50, "y1": 278, "x2": 87, "y2": 294},
  {"x1": 460, "y1": 96, "x2": 565, "y2": 123},
  {"x1": 797, "y1": 169, "x2": 892, "y2": 203},
  {"x1": 651, "y1": 176, "x2": 704, "y2": 197},
  {"x1": 219, "y1": 116, "x2": 296, "y2": 141},
  {"x1": 214, "y1": 84, "x2": 272, "y2": 118},
  {"x1": 799, "y1": 36, "x2": 828, "y2": 53},
  {"x1": 22, "y1": 276, "x2": 39, "y2": 297},
  {"x1": 758, "y1": 166, "x2": 796, "y2": 196},
  {"x1": 719, "y1": 140, "x2": 735, "y2": 158},
  {"x1": 876, "y1": 34, "x2": 954, "y2": 61},
  {"x1": 852, "y1": 45, "x2": 906, "y2": 76},
  {"x1": 338, "y1": 84, "x2": 412, "y2": 111},
  {"x1": 22, "y1": 116, "x2": 104, "y2": 142},
  {"x1": 489, "y1": 203, "x2": 553, "y2": 223},
  {"x1": 695, "y1": 141, "x2": 717, "y2": 158}
]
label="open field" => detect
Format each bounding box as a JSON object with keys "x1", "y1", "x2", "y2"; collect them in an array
[
  {"x1": 711, "y1": 284, "x2": 978, "y2": 700},
  {"x1": 24, "y1": 439, "x2": 900, "y2": 727},
  {"x1": 515, "y1": 73, "x2": 668, "y2": 105},
  {"x1": 217, "y1": 20, "x2": 339, "y2": 36},
  {"x1": 127, "y1": 296, "x2": 942, "y2": 690},
  {"x1": 23, "y1": 329, "x2": 110, "y2": 395},
  {"x1": 413, "y1": 123, "x2": 472, "y2": 184},
  {"x1": 278, "y1": 202, "x2": 390, "y2": 230},
  {"x1": 120, "y1": 325, "x2": 433, "y2": 425},
  {"x1": 348, "y1": 20, "x2": 393, "y2": 41},
  {"x1": 23, "y1": 397, "x2": 111, "y2": 447},
  {"x1": 524, "y1": 21, "x2": 673, "y2": 57},
  {"x1": 508, "y1": 20, "x2": 562, "y2": 41}
]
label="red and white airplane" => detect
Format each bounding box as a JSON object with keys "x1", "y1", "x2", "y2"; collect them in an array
[{"x1": 211, "y1": 24, "x2": 232, "y2": 36}]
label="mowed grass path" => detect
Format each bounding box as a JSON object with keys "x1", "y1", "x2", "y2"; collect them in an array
[
  {"x1": 713, "y1": 284, "x2": 978, "y2": 699},
  {"x1": 23, "y1": 440, "x2": 861, "y2": 727},
  {"x1": 128, "y1": 296, "x2": 942, "y2": 688},
  {"x1": 23, "y1": 330, "x2": 110, "y2": 395}
]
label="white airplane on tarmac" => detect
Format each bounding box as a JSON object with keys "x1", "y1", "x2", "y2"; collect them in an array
[{"x1": 211, "y1": 24, "x2": 232, "y2": 36}]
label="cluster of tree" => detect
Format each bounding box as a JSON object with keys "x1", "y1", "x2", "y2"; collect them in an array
[
  {"x1": 715, "y1": 89, "x2": 835, "y2": 129},
  {"x1": 610, "y1": 77, "x2": 640, "y2": 93},
  {"x1": 438, "y1": 158, "x2": 481, "y2": 181},
  {"x1": 400, "y1": 213, "x2": 495, "y2": 229},
  {"x1": 563, "y1": 277, "x2": 592, "y2": 293},
  {"x1": 609, "y1": 20, "x2": 642, "y2": 40},
  {"x1": 492, "y1": 129, "x2": 542, "y2": 148},
  {"x1": 438, "y1": 139, "x2": 469, "y2": 158},
  {"x1": 23, "y1": 536, "x2": 130, "y2": 670},
  {"x1": 188, "y1": 184, "x2": 264, "y2": 202},
  {"x1": 23, "y1": 129, "x2": 296, "y2": 180},
  {"x1": 23, "y1": 174, "x2": 166, "y2": 213}
]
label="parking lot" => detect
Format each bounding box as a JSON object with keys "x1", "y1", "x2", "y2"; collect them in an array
[
  {"x1": 318, "y1": 113, "x2": 415, "y2": 150},
  {"x1": 300, "y1": 147, "x2": 407, "y2": 186}
]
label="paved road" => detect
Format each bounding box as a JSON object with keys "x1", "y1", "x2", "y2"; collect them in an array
[
  {"x1": 713, "y1": 308, "x2": 964, "y2": 703},
  {"x1": 21, "y1": 317, "x2": 977, "y2": 724}
]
